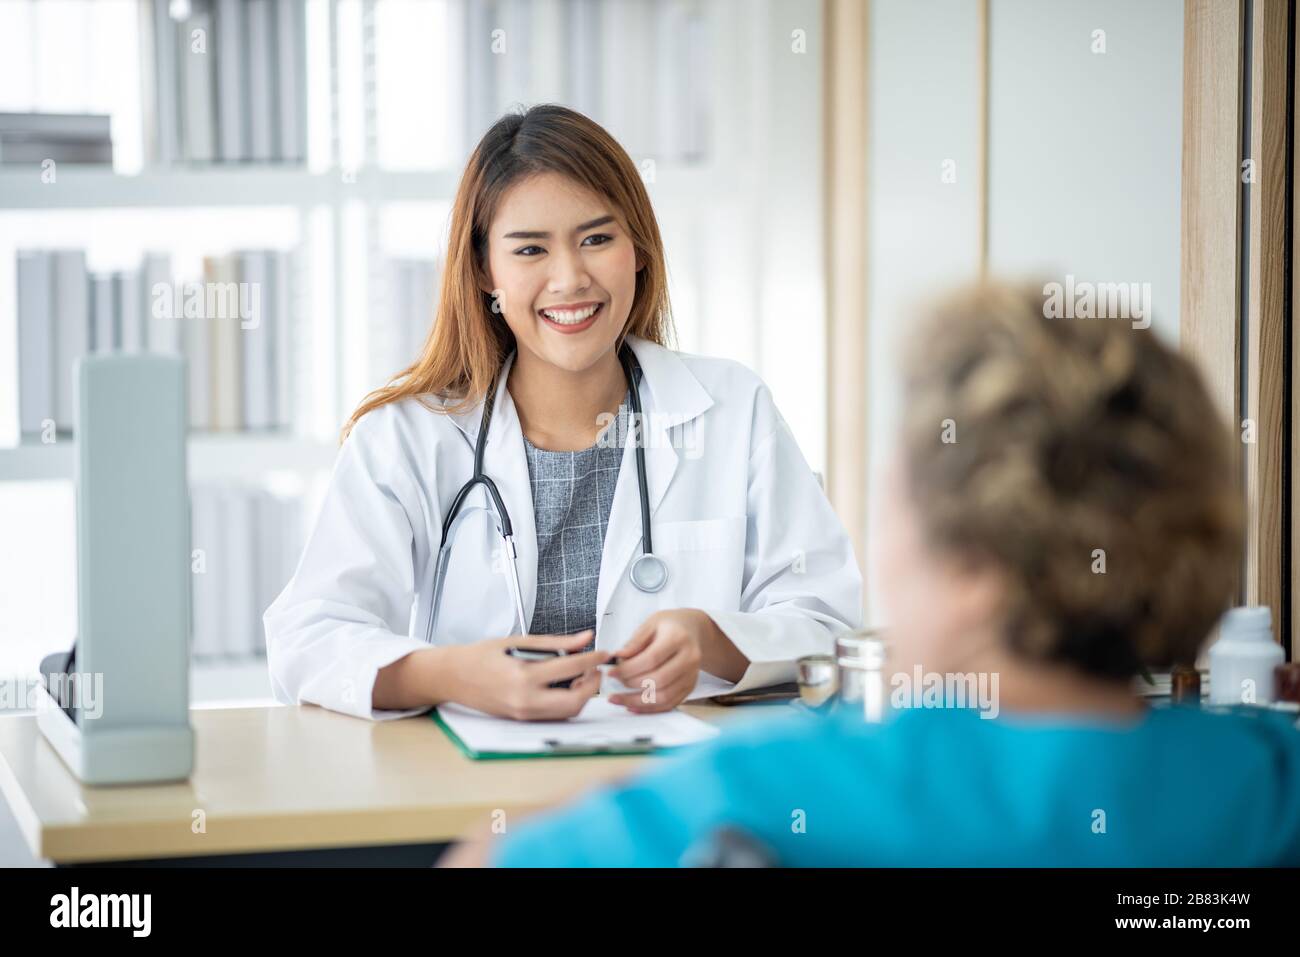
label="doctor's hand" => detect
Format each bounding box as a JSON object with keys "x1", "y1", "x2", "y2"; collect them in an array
[
  {"x1": 609, "y1": 609, "x2": 744, "y2": 713},
  {"x1": 447, "y1": 631, "x2": 608, "y2": 721}
]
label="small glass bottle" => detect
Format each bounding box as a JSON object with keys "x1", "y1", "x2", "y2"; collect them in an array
[
  {"x1": 796, "y1": 654, "x2": 838, "y2": 709},
  {"x1": 834, "y1": 629, "x2": 889, "y2": 722},
  {"x1": 1275, "y1": 663, "x2": 1300, "y2": 705},
  {"x1": 1170, "y1": 664, "x2": 1201, "y2": 705}
]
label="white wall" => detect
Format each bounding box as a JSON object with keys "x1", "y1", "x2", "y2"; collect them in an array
[
  {"x1": 863, "y1": 0, "x2": 1184, "y2": 624},
  {"x1": 865, "y1": 0, "x2": 984, "y2": 620},
  {"x1": 988, "y1": 0, "x2": 1184, "y2": 345},
  {"x1": 684, "y1": 0, "x2": 827, "y2": 473}
]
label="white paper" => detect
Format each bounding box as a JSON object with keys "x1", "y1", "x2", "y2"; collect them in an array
[
  {"x1": 436, "y1": 697, "x2": 719, "y2": 755},
  {"x1": 685, "y1": 672, "x2": 738, "y2": 701},
  {"x1": 602, "y1": 670, "x2": 737, "y2": 702}
]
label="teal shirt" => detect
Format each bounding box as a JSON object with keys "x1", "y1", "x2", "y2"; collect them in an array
[{"x1": 493, "y1": 704, "x2": 1300, "y2": 867}]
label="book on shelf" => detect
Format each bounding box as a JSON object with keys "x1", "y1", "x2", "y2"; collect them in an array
[
  {"x1": 529, "y1": 0, "x2": 566, "y2": 105},
  {"x1": 600, "y1": 0, "x2": 654, "y2": 163},
  {"x1": 203, "y1": 249, "x2": 295, "y2": 431},
  {"x1": 0, "y1": 112, "x2": 114, "y2": 166},
  {"x1": 370, "y1": 256, "x2": 441, "y2": 393},
  {"x1": 272, "y1": 249, "x2": 293, "y2": 430},
  {"x1": 115, "y1": 271, "x2": 145, "y2": 354},
  {"x1": 274, "y1": 0, "x2": 308, "y2": 164},
  {"x1": 141, "y1": 0, "x2": 181, "y2": 164},
  {"x1": 143, "y1": 253, "x2": 181, "y2": 354},
  {"x1": 564, "y1": 0, "x2": 603, "y2": 124},
  {"x1": 219, "y1": 487, "x2": 257, "y2": 656},
  {"x1": 190, "y1": 481, "x2": 304, "y2": 659},
  {"x1": 89, "y1": 274, "x2": 117, "y2": 355},
  {"x1": 463, "y1": 0, "x2": 498, "y2": 149},
  {"x1": 462, "y1": 0, "x2": 710, "y2": 166},
  {"x1": 656, "y1": 0, "x2": 688, "y2": 164},
  {"x1": 15, "y1": 250, "x2": 186, "y2": 436},
  {"x1": 12, "y1": 242, "x2": 299, "y2": 438},
  {"x1": 0, "y1": 113, "x2": 111, "y2": 139},
  {"x1": 0, "y1": 139, "x2": 113, "y2": 165},
  {"x1": 374, "y1": 257, "x2": 408, "y2": 391},
  {"x1": 143, "y1": 0, "x2": 307, "y2": 166},
  {"x1": 52, "y1": 250, "x2": 88, "y2": 434},
  {"x1": 189, "y1": 483, "x2": 224, "y2": 657},
  {"x1": 214, "y1": 0, "x2": 247, "y2": 163},
  {"x1": 207, "y1": 255, "x2": 244, "y2": 430},
  {"x1": 252, "y1": 491, "x2": 280, "y2": 656},
  {"x1": 682, "y1": 0, "x2": 710, "y2": 162},
  {"x1": 16, "y1": 252, "x2": 54, "y2": 436},
  {"x1": 494, "y1": 0, "x2": 533, "y2": 119},
  {"x1": 10, "y1": 248, "x2": 301, "y2": 439},
  {"x1": 403, "y1": 258, "x2": 439, "y2": 365},
  {"x1": 183, "y1": 279, "x2": 213, "y2": 430},
  {"x1": 179, "y1": 0, "x2": 217, "y2": 163},
  {"x1": 239, "y1": 251, "x2": 273, "y2": 430},
  {"x1": 245, "y1": 0, "x2": 275, "y2": 163}
]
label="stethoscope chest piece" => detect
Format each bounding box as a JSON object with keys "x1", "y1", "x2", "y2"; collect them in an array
[{"x1": 629, "y1": 552, "x2": 669, "y2": 593}]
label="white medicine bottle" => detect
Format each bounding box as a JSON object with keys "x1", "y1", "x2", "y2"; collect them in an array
[{"x1": 1207, "y1": 607, "x2": 1284, "y2": 706}]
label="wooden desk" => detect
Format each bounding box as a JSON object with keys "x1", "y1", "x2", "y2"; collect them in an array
[{"x1": 0, "y1": 702, "x2": 753, "y2": 866}]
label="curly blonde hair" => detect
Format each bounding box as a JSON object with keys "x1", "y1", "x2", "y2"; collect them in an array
[{"x1": 899, "y1": 282, "x2": 1243, "y2": 679}]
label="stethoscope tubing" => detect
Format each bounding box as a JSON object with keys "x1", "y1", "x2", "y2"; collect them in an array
[{"x1": 426, "y1": 343, "x2": 663, "y2": 642}]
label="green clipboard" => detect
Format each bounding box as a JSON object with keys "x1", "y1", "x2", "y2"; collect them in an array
[{"x1": 430, "y1": 709, "x2": 670, "y2": 761}]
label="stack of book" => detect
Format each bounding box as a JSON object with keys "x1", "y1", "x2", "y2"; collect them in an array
[
  {"x1": 16, "y1": 251, "x2": 175, "y2": 436},
  {"x1": 15, "y1": 248, "x2": 295, "y2": 436},
  {"x1": 143, "y1": 0, "x2": 307, "y2": 165},
  {"x1": 190, "y1": 481, "x2": 304, "y2": 659},
  {"x1": 369, "y1": 256, "x2": 442, "y2": 391},
  {"x1": 182, "y1": 250, "x2": 296, "y2": 431},
  {"x1": 465, "y1": 0, "x2": 710, "y2": 165},
  {"x1": 0, "y1": 113, "x2": 113, "y2": 166}
]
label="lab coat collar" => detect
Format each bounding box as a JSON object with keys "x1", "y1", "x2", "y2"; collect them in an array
[
  {"x1": 442, "y1": 336, "x2": 714, "y2": 444},
  {"x1": 623, "y1": 334, "x2": 713, "y2": 426},
  {"x1": 443, "y1": 349, "x2": 515, "y2": 446}
]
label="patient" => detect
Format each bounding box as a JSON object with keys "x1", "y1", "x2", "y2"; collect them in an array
[{"x1": 445, "y1": 281, "x2": 1300, "y2": 867}]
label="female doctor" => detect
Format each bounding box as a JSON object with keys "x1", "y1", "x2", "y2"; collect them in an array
[{"x1": 264, "y1": 105, "x2": 863, "y2": 721}]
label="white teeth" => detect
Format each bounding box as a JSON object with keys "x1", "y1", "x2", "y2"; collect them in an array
[{"x1": 541, "y1": 303, "x2": 600, "y2": 324}]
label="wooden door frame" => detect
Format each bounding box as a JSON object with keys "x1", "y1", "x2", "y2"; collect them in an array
[{"x1": 1181, "y1": 0, "x2": 1292, "y2": 658}]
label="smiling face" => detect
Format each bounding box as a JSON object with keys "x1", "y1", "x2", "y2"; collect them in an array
[{"x1": 481, "y1": 171, "x2": 642, "y2": 375}]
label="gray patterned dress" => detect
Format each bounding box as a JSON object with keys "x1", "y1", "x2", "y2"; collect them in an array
[{"x1": 522, "y1": 392, "x2": 632, "y2": 649}]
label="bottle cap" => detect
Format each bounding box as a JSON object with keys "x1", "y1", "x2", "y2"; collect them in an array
[
  {"x1": 1221, "y1": 606, "x2": 1273, "y2": 640},
  {"x1": 836, "y1": 629, "x2": 887, "y2": 668}
]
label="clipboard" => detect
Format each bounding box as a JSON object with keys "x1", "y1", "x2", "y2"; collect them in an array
[
  {"x1": 431, "y1": 712, "x2": 656, "y2": 759},
  {"x1": 431, "y1": 698, "x2": 719, "y2": 761}
]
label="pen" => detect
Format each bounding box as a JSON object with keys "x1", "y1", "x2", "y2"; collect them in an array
[
  {"x1": 503, "y1": 646, "x2": 566, "y2": 661},
  {"x1": 504, "y1": 646, "x2": 620, "y2": 666}
]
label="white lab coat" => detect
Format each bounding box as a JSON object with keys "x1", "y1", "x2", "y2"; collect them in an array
[{"x1": 264, "y1": 336, "x2": 863, "y2": 720}]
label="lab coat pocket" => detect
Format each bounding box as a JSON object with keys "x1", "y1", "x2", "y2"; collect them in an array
[{"x1": 653, "y1": 515, "x2": 748, "y2": 608}]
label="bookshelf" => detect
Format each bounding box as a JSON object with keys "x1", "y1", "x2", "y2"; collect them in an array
[
  {"x1": 0, "y1": 0, "x2": 762, "y2": 478},
  {"x1": 0, "y1": 166, "x2": 457, "y2": 210},
  {"x1": 0, "y1": 0, "x2": 826, "y2": 679},
  {"x1": 0, "y1": 0, "x2": 830, "y2": 474},
  {"x1": 0, "y1": 433, "x2": 337, "y2": 482}
]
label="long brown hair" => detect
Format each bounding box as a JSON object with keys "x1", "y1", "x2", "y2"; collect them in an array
[{"x1": 341, "y1": 104, "x2": 676, "y2": 442}]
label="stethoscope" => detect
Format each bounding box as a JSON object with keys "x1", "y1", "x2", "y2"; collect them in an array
[{"x1": 425, "y1": 343, "x2": 668, "y2": 642}]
